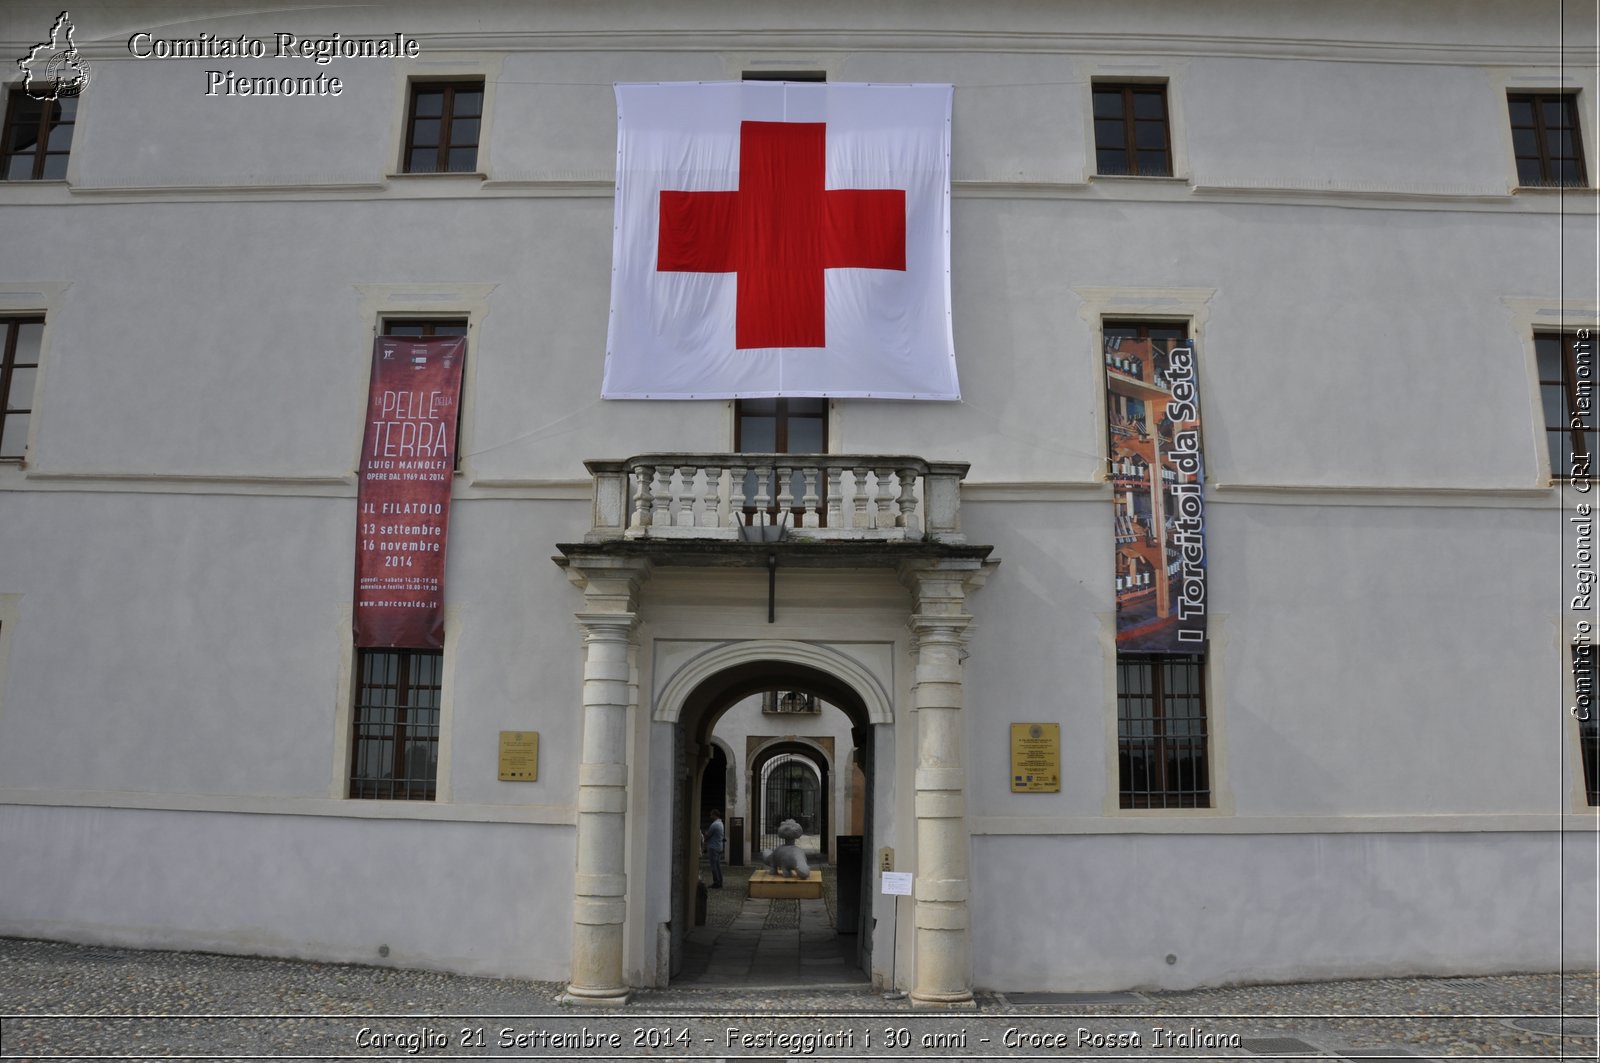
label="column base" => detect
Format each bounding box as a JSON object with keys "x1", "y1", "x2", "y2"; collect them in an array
[
  {"x1": 909, "y1": 989, "x2": 977, "y2": 1009},
  {"x1": 560, "y1": 984, "x2": 633, "y2": 1007}
]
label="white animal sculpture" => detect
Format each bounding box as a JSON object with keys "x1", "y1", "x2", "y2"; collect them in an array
[{"x1": 764, "y1": 818, "x2": 811, "y2": 878}]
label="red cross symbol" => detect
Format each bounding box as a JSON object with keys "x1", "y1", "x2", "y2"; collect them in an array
[{"x1": 657, "y1": 121, "x2": 907, "y2": 349}]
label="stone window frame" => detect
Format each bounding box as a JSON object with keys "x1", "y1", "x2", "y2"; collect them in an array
[{"x1": 1079, "y1": 59, "x2": 1191, "y2": 184}]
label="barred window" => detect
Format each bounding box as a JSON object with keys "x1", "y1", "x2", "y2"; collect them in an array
[
  {"x1": 349, "y1": 648, "x2": 441, "y2": 800},
  {"x1": 1118, "y1": 654, "x2": 1209, "y2": 808}
]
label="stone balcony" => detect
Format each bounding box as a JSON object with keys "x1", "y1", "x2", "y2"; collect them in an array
[{"x1": 582, "y1": 454, "x2": 969, "y2": 544}]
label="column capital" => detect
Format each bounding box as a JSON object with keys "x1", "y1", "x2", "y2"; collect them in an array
[
  {"x1": 898, "y1": 558, "x2": 995, "y2": 610},
  {"x1": 574, "y1": 610, "x2": 641, "y2": 642},
  {"x1": 564, "y1": 556, "x2": 652, "y2": 608}
]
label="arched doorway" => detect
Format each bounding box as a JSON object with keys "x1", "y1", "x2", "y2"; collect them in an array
[
  {"x1": 749, "y1": 745, "x2": 828, "y2": 860},
  {"x1": 653, "y1": 643, "x2": 893, "y2": 986}
]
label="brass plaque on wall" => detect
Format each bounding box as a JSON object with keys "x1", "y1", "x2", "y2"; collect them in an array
[
  {"x1": 1010, "y1": 723, "x2": 1059, "y2": 792},
  {"x1": 498, "y1": 731, "x2": 539, "y2": 782}
]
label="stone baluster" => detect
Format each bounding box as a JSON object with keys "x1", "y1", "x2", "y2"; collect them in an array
[
  {"x1": 800, "y1": 465, "x2": 820, "y2": 528},
  {"x1": 775, "y1": 465, "x2": 793, "y2": 527},
  {"x1": 629, "y1": 463, "x2": 654, "y2": 536},
  {"x1": 852, "y1": 467, "x2": 871, "y2": 529},
  {"x1": 826, "y1": 466, "x2": 843, "y2": 529},
  {"x1": 874, "y1": 467, "x2": 897, "y2": 529},
  {"x1": 650, "y1": 466, "x2": 672, "y2": 528},
  {"x1": 700, "y1": 465, "x2": 722, "y2": 528},
  {"x1": 897, "y1": 465, "x2": 922, "y2": 535},
  {"x1": 752, "y1": 465, "x2": 772, "y2": 526},
  {"x1": 675, "y1": 465, "x2": 696, "y2": 527}
]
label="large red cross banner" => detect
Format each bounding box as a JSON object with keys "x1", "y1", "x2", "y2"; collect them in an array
[
  {"x1": 353, "y1": 335, "x2": 466, "y2": 649},
  {"x1": 603, "y1": 82, "x2": 958, "y2": 400}
]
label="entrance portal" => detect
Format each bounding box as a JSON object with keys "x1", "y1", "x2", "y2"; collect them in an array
[{"x1": 652, "y1": 644, "x2": 893, "y2": 987}]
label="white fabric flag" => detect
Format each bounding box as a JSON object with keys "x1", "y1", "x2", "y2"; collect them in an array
[{"x1": 603, "y1": 81, "x2": 958, "y2": 400}]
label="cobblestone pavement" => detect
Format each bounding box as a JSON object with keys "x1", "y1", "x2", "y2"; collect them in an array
[{"x1": 2, "y1": 913, "x2": 1596, "y2": 1063}]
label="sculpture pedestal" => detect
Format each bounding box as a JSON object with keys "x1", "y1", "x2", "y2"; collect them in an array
[{"x1": 748, "y1": 870, "x2": 823, "y2": 899}]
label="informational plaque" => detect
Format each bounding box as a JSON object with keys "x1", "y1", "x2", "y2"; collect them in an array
[
  {"x1": 881, "y1": 871, "x2": 913, "y2": 896},
  {"x1": 497, "y1": 731, "x2": 539, "y2": 782},
  {"x1": 1010, "y1": 722, "x2": 1060, "y2": 792},
  {"x1": 353, "y1": 335, "x2": 466, "y2": 648}
]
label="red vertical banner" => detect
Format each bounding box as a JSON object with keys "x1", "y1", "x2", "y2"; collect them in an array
[{"x1": 353, "y1": 335, "x2": 466, "y2": 648}]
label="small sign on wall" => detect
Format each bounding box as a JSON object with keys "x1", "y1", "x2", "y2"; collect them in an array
[
  {"x1": 1010, "y1": 723, "x2": 1060, "y2": 792},
  {"x1": 498, "y1": 731, "x2": 539, "y2": 782}
]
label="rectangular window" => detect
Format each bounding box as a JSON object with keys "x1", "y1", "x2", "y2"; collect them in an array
[
  {"x1": 1117, "y1": 654, "x2": 1210, "y2": 808},
  {"x1": 1092, "y1": 83, "x2": 1171, "y2": 177},
  {"x1": 0, "y1": 317, "x2": 43, "y2": 459},
  {"x1": 1583, "y1": 712, "x2": 1599, "y2": 806},
  {"x1": 1536, "y1": 332, "x2": 1593, "y2": 479},
  {"x1": 403, "y1": 80, "x2": 483, "y2": 174},
  {"x1": 1577, "y1": 644, "x2": 1599, "y2": 806},
  {"x1": 1508, "y1": 93, "x2": 1587, "y2": 187},
  {"x1": 734, "y1": 397, "x2": 827, "y2": 454},
  {"x1": 742, "y1": 70, "x2": 826, "y2": 82},
  {"x1": 349, "y1": 648, "x2": 441, "y2": 800},
  {"x1": 1, "y1": 90, "x2": 74, "y2": 180},
  {"x1": 735, "y1": 397, "x2": 828, "y2": 524}
]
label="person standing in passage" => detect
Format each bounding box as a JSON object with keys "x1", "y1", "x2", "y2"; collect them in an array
[{"x1": 703, "y1": 809, "x2": 725, "y2": 888}]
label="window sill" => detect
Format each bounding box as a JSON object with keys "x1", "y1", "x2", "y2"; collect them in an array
[
  {"x1": 387, "y1": 171, "x2": 488, "y2": 181},
  {"x1": 1090, "y1": 173, "x2": 1189, "y2": 184},
  {"x1": 1514, "y1": 183, "x2": 1593, "y2": 193}
]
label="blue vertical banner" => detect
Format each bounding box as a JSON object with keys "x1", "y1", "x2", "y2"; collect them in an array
[{"x1": 1105, "y1": 337, "x2": 1207, "y2": 652}]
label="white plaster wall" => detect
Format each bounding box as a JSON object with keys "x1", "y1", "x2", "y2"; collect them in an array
[
  {"x1": 0, "y1": 492, "x2": 592, "y2": 802},
  {"x1": 960, "y1": 498, "x2": 1570, "y2": 821},
  {"x1": 0, "y1": 804, "x2": 574, "y2": 979},
  {"x1": 10, "y1": 189, "x2": 1581, "y2": 487},
  {"x1": 971, "y1": 832, "x2": 1598, "y2": 991}
]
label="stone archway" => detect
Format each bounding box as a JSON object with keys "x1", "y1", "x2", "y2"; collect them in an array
[
  {"x1": 748, "y1": 739, "x2": 830, "y2": 860},
  {"x1": 656, "y1": 643, "x2": 889, "y2": 985}
]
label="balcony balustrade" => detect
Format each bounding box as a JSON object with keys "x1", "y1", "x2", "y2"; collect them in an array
[{"x1": 583, "y1": 454, "x2": 968, "y2": 543}]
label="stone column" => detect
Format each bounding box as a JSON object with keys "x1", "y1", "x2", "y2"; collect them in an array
[
  {"x1": 562, "y1": 558, "x2": 649, "y2": 1006},
  {"x1": 902, "y1": 560, "x2": 982, "y2": 1007}
]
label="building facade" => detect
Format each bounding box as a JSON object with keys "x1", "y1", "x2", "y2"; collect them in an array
[{"x1": 0, "y1": 0, "x2": 1595, "y2": 1002}]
